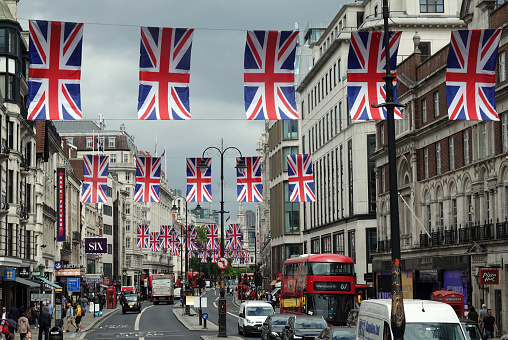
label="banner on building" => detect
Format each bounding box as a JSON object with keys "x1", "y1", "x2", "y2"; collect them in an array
[
  {"x1": 84, "y1": 237, "x2": 108, "y2": 254},
  {"x1": 256, "y1": 206, "x2": 260, "y2": 254},
  {"x1": 57, "y1": 168, "x2": 66, "y2": 242}
]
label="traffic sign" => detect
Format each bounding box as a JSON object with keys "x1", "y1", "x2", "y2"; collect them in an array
[{"x1": 217, "y1": 257, "x2": 229, "y2": 270}]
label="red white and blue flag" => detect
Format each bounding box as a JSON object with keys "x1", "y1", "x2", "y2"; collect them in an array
[
  {"x1": 28, "y1": 20, "x2": 83, "y2": 120},
  {"x1": 81, "y1": 155, "x2": 109, "y2": 203},
  {"x1": 206, "y1": 224, "x2": 219, "y2": 250},
  {"x1": 226, "y1": 224, "x2": 242, "y2": 250},
  {"x1": 137, "y1": 225, "x2": 149, "y2": 248},
  {"x1": 199, "y1": 243, "x2": 208, "y2": 263},
  {"x1": 150, "y1": 232, "x2": 160, "y2": 252},
  {"x1": 287, "y1": 154, "x2": 316, "y2": 202},
  {"x1": 187, "y1": 225, "x2": 198, "y2": 252},
  {"x1": 159, "y1": 225, "x2": 172, "y2": 249},
  {"x1": 138, "y1": 27, "x2": 194, "y2": 120},
  {"x1": 243, "y1": 250, "x2": 250, "y2": 264},
  {"x1": 134, "y1": 156, "x2": 162, "y2": 202},
  {"x1": 210, "y1": 250, "x2": 219, "y2": 263},
  {"x1": 186, "y1": 158, "x2": 212, "y2": 202},
  {"x1": 446, "y1": 29, "x2": 501, "y2": 121},
  {"x1": 236, "y1": 157, "x2": 263, "y2": 202},
  {"x1": 244, "y1": 30, "x2": 299, "y2": 120},
  {"x1": 347, "y1": 31, "x2": 402, "y2": 120},
  {"x1": 170, "y1": 232, "x2": 181, "y2": 256}
]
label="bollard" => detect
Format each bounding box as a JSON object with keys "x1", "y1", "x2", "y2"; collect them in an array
[{"x1": 202, "y1": 313, "x2": 208, "y2": 329}]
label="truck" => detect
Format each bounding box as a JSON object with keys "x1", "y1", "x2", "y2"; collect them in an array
[{"x1": 150, "y1": 273, "x2": 174, "y2": 305}]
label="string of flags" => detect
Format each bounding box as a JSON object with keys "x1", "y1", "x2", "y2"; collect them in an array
[{"x1": 137, "y1": 223, "x2": 249, "y2": 261}]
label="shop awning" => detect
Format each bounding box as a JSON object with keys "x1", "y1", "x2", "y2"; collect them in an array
[
  {"x1": 270, "y1": 280, "x2": 278, "y2": 286},
  {"x1": 35, "y1": 277, "x2": 62, "y2": 290},
  {"x1": 15, "y1": 277, "x2": 40, "y2": 289}
]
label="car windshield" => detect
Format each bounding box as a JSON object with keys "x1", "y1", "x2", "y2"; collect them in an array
[
  {"x1": 406, "y1": 323, "x2": 466, "y2": 340},
  {"x1": 125, "y1": 295, "x2": 138, "y2": 302},
  {"x1": 271, "y1": 316, "x2": 290, "y2": 325},
  {"x1": 332, "y1": 327, "x2": 356, "y2": 340},
  {"x1": 295, "y1": 318, "x2": 328, "y2": 329},
  {"x1": 461, "y1": 322, "x2": 482, "y2": 340},
  {"x1": 246, "y1": 306, "x2": 273, "y2": 316}
]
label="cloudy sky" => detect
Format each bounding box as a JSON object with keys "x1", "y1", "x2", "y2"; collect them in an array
[{"x1": 17, "y1": 0, "x2": 345, "y2": 220}]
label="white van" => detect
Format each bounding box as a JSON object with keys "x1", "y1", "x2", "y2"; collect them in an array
[
  {"x1": 238, "y1": 301, "x2": 274, "y2": 336},
  {"x1": 356, "y1": 299, "x2": 467, "y2": 340}
]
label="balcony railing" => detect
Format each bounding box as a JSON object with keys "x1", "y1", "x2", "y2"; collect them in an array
[
  {"x1": 0, "y1": 138, "x2": 9, "y2": 158},
  {"x1": 72, "y1": 231, "x2": 81, "y2": 243},
  {"x1": 0, "y1": 195, "x2": 9, "y2": 212},
  {"x1": 43, "y1": 203, "x2": 57, "y2": 218},
  {"x1": 376, "y1": 218, "x2": 508, "y2": 252}
]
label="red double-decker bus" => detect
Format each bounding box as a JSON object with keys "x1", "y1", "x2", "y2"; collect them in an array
[{"x1": 280, "y1": 254, "x2": 356, "y2": 325}]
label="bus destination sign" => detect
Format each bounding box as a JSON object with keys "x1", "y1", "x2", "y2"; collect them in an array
[{"x1": 314, "y1": 281, "x2": 350, "y2": 291}]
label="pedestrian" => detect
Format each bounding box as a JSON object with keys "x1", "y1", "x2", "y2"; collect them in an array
[
  {"x1": 6, "y1": 313, "x2": 16, "y2": 337},
  {"x1": 38, "y1": 306, "x2": 51, "y2": 340},
  {"x1": 81, "y1": 295, "x2": 88, "y2": 316},
  {"x1": 479, "y1": 304, "x2": 488, "y2": 329},
  {"x1": 63, "y1": 303, "x2": 77, "y2": 332},
  {"x1": 1, "y1": 306, "x2": 7, "y2": 340},
  {"x1": 468, "y1": 306, "x2": 479, "y2": 324},
  {"x1": 17, "y1": 312, "x2": 30, "y2": 340},
  {"x1": 45, "y1": 302, "x2": 53, "y2": 328},
  {"x1": 7, "y1": 307, "x2": 18, "y2": 323},
  {"x1": 482, "y1": 309, "x2": 499, "y2": 339},
  {"x1": 74, "y1": 304, "x2": 82, "y2": 332}
]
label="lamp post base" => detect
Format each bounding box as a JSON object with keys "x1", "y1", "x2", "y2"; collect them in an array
[{"x1": 218, "y1": 297, "x2": 227, "y2": 337}]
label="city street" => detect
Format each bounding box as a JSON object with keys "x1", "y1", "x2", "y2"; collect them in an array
[{"x1": 75, "y1": 289, "x2": 246, "y2": 339}]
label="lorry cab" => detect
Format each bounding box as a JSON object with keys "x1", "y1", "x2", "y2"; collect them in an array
[{"x1": 356, "y1": 299, "x2": 467, "y2": 340}]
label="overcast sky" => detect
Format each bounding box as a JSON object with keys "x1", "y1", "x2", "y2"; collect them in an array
[{"x1": 17, "y1": 0, "x2": 346, "y2": 221}]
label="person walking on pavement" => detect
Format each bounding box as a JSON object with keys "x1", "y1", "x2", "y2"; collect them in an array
[
  {"x1": 481, "y1": 309, "x2": 499, "y2": 339},
  {"x1": 45, "y1": 302, "x2": 53, "y2": 328},
  {"x1": 63, "y1": 303, "x2": 77, "y2": 332},
  {"x1": 479, "y1": 304, "x2": 488, "y2": 330},
  {"x1": 81, "y1": 295, "x2": 89, "y2": 316},
  {"x1": 38, "y1": 307, "x2": 50, "y2": 340},
  {"x1": 74, "y1": 303, "x2": 82, "y2": 332},
  {"x1": 468, "y1": 306, "x2": 479, "y2": 325},
  {"x1": 17, "y1": 312, "x2": 30, "y2": 340}
]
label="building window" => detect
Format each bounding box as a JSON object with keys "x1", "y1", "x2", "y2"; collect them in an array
[
  {"x1": 420, "y1": 0, "x2": 444, "y2": 13},
  {"x1": 284, "y1": 182, "x2": 299, "y2": 233},
  {"x1": 103, "y1": 205, "x2": 112, "y2": 216},
  {"x1": 333, "y1": 232, "x2": 344, "y2": 255},
  {"x1": 338, "y1": 59, "x2": 341, "y2": 81},
  {"x1": 366, "y1": 228, "x2": 377, "y2": 263},
  {"x1": 422, "y1": 99, "x2": 427, "y2": 123},
  {"x1": 439, "y1": 202, "x2": 444, "y2": 227},
  {"x1": 86, "y1": 137, "x2": 93, "y2": 148},
  {"x1": 283, "y1": 120, "x2": 298, "y2": 139},
  {"x1": 348, "y1": 140, "x2": 353, "y2": 216},
  {"x1": 301, "y1": 100, "x2": 305, "y2": 119},
  {"x1": 424, "y1": 147, "x2": 429, "y2": 179},
  {"x1": 367, "y1": 135, "x2": 376, "y2": 213},
  {"x1": 449, "y1": 136, "x2": 455, "y2": 171},
  {"x1": 464, "y1": 129, "x2": 470, "y2": 165},
  {"x1": 436, "y1": 142, "x2": 441, "y2": 175},
  {"x1": 125, "y1": 204, "x2": 131, "y2": 215},
  {"x1": 452, "y1": 198, "x2": 457, "y2": 227},
  {"x1": 467, "y1": 195, "x2": 473, "y2": 226},
  {"x1": 125, "y1": 220, "x2": 130, "y2": 232},
  {"x1": 348, "y1": 230, "x2": 356, "y2": 262},
  {"x1": 480, "y1": 123, "x2": 487, "y2": 159},
  {"x1": 125, "y1": 172, "x2": 130, "y2": 183},
  {"x1": 66, "y1": 137, "x2": 74, "y2": 145},
  {"x1": 380, "y1": 125, "x2": 384, "y2": 146},
  {"x1": 338, "y1": 101, "x2": 343, "y2": 131},
  {"x1": 283, "y1": 146, "x2": 299, "y2": 171},
  {"x1": 110, "y1": 154, "x2": 117, "y2": 163},
  {"x1": 433, "y1": 91, "x2": 439, "y2": 117},
  {"x1": 103, "y1": 263, "x2": 112, "y2": 279},
  {"x1": 502, "y1": 114, "x2": 508, "y2": 153},
  {"x1": 381, "y1": 167, "x2": 385, "y2": 193},
  {"x1": 321, "y1": 235, "x2": 332, "y2": 253},
  {"x1": 103, "y1": 224, "x2": 113, "y2": 235},
  {"x1": 426, "y1": 204, "x2": 431, "y2": 231},
  {"x1": 126, "y1": 237, "x2": 131, "y2": 249},
  {"x1": 107, "y1": 244, "x2": 112, "y2": 254},
  {"x1": 333, "y1": 63, "x2": 337, "y2": 86},
  {"x1": 499, "y1": 51, "x2": 506, "y2": 82},
  {"x1": 108, "y1": 137, "x2": 115, "y2": 148},
  {"x1": 311, "y1": 238, "x2": 320, "y2": 254}
]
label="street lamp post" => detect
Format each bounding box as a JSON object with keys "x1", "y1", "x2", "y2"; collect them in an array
[
  {"x1": 198, "y1": 139, "x2": 246, "y2": 338},
  {"x1": 172, "y1": 198, "x2": 191, "y2": 315}
]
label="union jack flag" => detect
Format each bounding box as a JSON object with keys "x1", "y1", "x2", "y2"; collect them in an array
[
  {"x1": 243, "y1": 250, "x2": 250, "y2": 264},
  {"x1": 150, "y1": 232, "x2": 161, "y2": 252},
  {"x1": 186, "y1": 158, "x2": 212, "y2": 202},
  {"x1": 170, "y1": 234, "x2": 181, "y2": 256},
  {"x1": 28, "y1": 20, "x2": 83, "y2": 120},
  {"x1": 138, "y1": 27, "x2": 194, "y2": 120},
  {"x1": 187, "y1": 225, "x2": 198, "y2": 252},
  {"x1": 244, "y1": 30, "x2": 299, "y2": 120},
  {"x1": 134, "y1": 156, "x2": 162, "y2": 202},
  {"x1": 210, "y1": 250, "x2": 219, "y2": 263},
  {"x1": 236, "y1": 157, "x2": 263, "y2": 202},
  {"x1": 287, "y1": 154, "x2": 315, "y2": 202},
  {"x1": 81, "y1": 155, "x2": 109, "y2": 203},
  {"x1": 159, "y1": 225, "x2": 172, "y2": 249},
  {"x1": 198, "y1": 243, "x2": 209, "y2": 263},
  {"x1": 206, "y1": 224, "x2": 219, "y2": 250},
  {"x1": 347, "y1": 31, "x2": 402, "y2": 120},
  {"x1": 446, "y1": 29, "x2": 501, "y2": 121},
  {"x1": 137, "y1": 225, "x2": 149, "y2": 248},
  {"x1": 226, "y1": 224, "x2": 242, "y2": 250}
]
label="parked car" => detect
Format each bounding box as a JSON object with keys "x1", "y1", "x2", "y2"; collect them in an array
[
  {"x1": 238, "y1": 301, "x2": 274, "y2": 336},
  {"x1": 281, "y1": 315, "x2": 328, "y2": 340},
  {"x1": 261, "y1": 314, "x2": 293, "y2": 340},
  {"x1": 460, "y1": 318, "x2": 482, "y2": 340},
  {"x1": 316, "y1": 326, "x2": 356, "y2": 340},
  {"x1": 122, "y1": 294, "x2": 141, "y2": 314}
]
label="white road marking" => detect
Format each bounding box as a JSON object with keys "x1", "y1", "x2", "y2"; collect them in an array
[
  {"x1": 135, "y1": 305, "x2": 153, "y2": 331},
  {"x1": 212, "y1": 301, "x2": 239, "y2": 318}
]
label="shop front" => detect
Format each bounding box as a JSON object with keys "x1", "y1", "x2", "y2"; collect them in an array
[{"x1": 55, "y1": 267, "x2": 85, "y2": 298}]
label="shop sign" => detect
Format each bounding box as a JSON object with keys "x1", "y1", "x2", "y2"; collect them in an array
[
  {"x1": 32, "y1": 270, "x2": 41, "y2": 277},
  {"x1": 19, "y1": 268, "x2": 30, "y2": 279},
  {"x1": 479, "y1": 269, "x2": 499, "y2": 285},
  {"x1": 4, "y1": 269, "x2": 15, "y2": 281},
  {"x1": 84, "y1": 238, "x2": 107, "y2": 254},
  {"x1": 57, "y1": 168, "x2": 66, "y2": 242}
]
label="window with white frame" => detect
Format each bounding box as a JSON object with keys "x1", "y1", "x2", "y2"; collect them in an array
[
  {"x1": 86, "y1": 137, "x2": 93, "y2": 148},
  {"x1": 427, "y1": 204, "x2": 431, "y2": 231},
  {"x1": 108, "y1": 137, "x2": 115, "y2": 148},
  {"x1": 449, "y1": 136, "x2": 455, "y2": 171},
  {"x1": 424, "y1": 147, "x2": 429, "y2": 178},
  {"x1": 422, "y1": 99, "x2": 427, "y2": 123},
  {"x1": 110, "y1": 154, "x2": 117, "y2": 163},
  {"x1": 125, "y1": 220, "x2": 130, "y2": 232},
  {"x1": 499, "y1": 51, "x2": 506, "y2": 83},
  {"x1": 126, "y1": 237, "x2": 131, "y2": 249},
  {"x1": 464, "y1": 130, "x2": 470, "y2": 165},
  {"x1": 381, "y1": 167, "x2": 385, "y2": 193},
  {"x1": 125, "y1": 204, "x2": 131, "y2": 215},
  {"x1": 439, "y1": 202, "x2": 444, "y2": 227},
  {"x1": 436, "y1": 142, "x2": 441, "y2": 175},
  {"x1": 467, "y1": 195, "x2": 473, "y2": 226},
  {"x1": 502, "y1": 113, "x2": 508, "y2": 153},
  {"x1": 433, "y1": 91, "x2": 439, "y2": 117},
  {"x1": 125, "y1": 172, "x2": 130, "y2": 183},
  {"x1": 420, "y1": 0, "x2": 444, "y2": 13},
  {"x1": 123, "y1": 154, "x2": 129, "y2": 163},
  {"x1": 452, "y1": 198, "x2": 457, "y2": 227},
  {"x1": 480, "y1": 123, "x2": 487, "y2": 159}
]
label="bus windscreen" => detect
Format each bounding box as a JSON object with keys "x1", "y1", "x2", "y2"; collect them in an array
[{"x1": 306, "y1": 293, "x2": 354, "y2": 325}]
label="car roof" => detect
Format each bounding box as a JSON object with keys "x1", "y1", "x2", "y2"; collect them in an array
[
  {"x1": 241, "y1": 301, "x2": 272, "y2": 307},
  {"x1": 292, "y1": 315, "x2": 326, "y2": 321}
]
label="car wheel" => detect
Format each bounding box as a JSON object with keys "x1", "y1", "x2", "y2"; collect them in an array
[
  {"x1": 244, "y1": 327, "x2": 250, "y2": 337},
  {"x1": 122, "y1": 310, "x2": 126, "y2": 314},
  {"x1": 238, "y1": 324, "x2": 242, "y2": 335}
]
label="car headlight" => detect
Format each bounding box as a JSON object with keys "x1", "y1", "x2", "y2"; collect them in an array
[
  {"x1": 248, "y1": 320, "x2": 255, "y2": 324},
  {"x1": 293, "y1": 336, "x2": 303, "y2": 340},
  {"x1": 270, "y1": 331, "x2": 280, "y2": 338}
]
